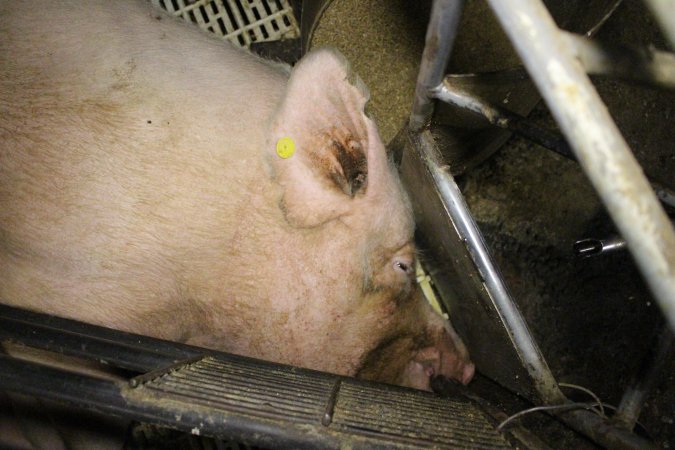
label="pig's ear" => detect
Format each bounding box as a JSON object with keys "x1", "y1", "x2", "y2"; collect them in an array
[{"x1": 267, "y1": 47, "x2": 375, "y2": 228}]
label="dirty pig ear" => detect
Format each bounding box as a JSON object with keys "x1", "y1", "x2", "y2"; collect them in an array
[{"x1": 267, "y1": 47, "x2": 372, "y2": 228}]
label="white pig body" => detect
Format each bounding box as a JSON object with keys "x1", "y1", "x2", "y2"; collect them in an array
[{"x1": 0, "y1": 0, "x2": 473, "y2": 389}]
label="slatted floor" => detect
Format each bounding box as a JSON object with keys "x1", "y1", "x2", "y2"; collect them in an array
[{"x1": 128, "y1": 356, "x2": 511, "y2": 449}]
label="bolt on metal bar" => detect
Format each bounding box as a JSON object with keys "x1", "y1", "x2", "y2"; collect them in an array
[
  {"x1": 486, "y1": 0, "x2": 675, "y2": 331},
  {"x1": 409, "y1": 0, "x2": 464, "y2": 132},
  {"x1": 418, "y1": 130, "x2": 565, "y2": 404},
  {"x1": 643, "y1": 0, "x2": 675, "y2": 49}
]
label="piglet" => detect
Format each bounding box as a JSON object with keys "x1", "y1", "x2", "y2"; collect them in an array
[{"x1": 0, "y1": 0, "x2": 473, "y2": 390}]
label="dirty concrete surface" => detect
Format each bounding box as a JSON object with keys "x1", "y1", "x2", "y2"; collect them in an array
[{"x1": 311, "y1": 0, "x2": 674, "y2": 448}]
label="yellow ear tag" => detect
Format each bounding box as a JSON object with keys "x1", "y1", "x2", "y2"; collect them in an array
[{"x1": 276, "y1": 137, "x2": 295, "y2": 159}]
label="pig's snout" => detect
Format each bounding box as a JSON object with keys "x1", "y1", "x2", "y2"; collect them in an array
[
  {"x1": 440, "y1": 346, "x2": 475, "y2": 385},
  {"x1": 400, "y1": 325, "x2": 475, "y2": 391},
  {"x1": 436, "y1": 325, "x2": 475, "y2": 386},
  {"x1": 413, "y1": 343, "x2": 475, "y2": 386}
]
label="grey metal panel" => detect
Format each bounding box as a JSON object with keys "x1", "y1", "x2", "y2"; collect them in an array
[{"x1": 399, "y1": 129, "x2": 561, "y2": 403}]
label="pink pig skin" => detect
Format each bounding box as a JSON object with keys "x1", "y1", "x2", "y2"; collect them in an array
[{"x1": 0, "y1": 0, "x2": 473, "y2": 390}]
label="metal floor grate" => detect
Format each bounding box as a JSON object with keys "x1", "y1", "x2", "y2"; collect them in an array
[
  {"x1": 332, "y1": 382, "x2": 507, "y2": 448},
  {"x1": 1, "y1": 306, "x2": 513, "y2": 449},
  {"x1": 128, "y1": 356, "x2": 511, "y2": 449}
]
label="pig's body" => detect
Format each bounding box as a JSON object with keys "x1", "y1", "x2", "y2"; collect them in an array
[{"x1": 0, "y1": 0, "x2": 472, "y2": 389}]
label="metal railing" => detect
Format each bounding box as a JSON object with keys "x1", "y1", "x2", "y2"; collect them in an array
[{"x1": 405, "y1": 1, "x2": 675, "y2": 448}]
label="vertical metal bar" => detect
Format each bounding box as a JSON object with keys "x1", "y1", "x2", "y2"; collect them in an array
[
  {"x1": 409, "y1": 0, "x2": 465, "y2": 131},
  {"x1": 643, "y1": 0, "x2": 675, "y2": 49},
  {"x1": 486, "y1": 0, "x2": 675, "y2": 331},
  {"x1": 614, "y1": 327, "x2": 674, "y2": 430}
]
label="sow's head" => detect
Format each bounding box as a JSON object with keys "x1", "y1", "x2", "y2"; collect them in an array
[{"x1": 265, "y1": 48, "x2": 473, "y2": 390}]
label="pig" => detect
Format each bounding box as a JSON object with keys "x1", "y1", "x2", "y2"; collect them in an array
[{"x1": 0, "y1": 0, "x2": 474, "y2": 391}]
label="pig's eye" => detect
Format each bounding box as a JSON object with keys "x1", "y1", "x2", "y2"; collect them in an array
[
  {"x1": 389, "y1": 245, "x2": 416, "y2": 287},
  {"x1": 394, "y1": 260, "x2": 414, "y2": 279},
  {"x1": 395, "y1": 261, "x2": 409, "y2": 273}
]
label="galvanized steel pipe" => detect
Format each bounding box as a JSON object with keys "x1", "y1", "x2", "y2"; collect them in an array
[
  {"x1": 643, "y1": 0, "x2": 675, "y2": 49},
  {"x1": 486, "y1": 0, "x2": 675, "y2": 331},
  {"x1": 562, "y1": 31, "x2": 675, "y2": 90},
  {"x1": 409, "y1": 0, "x2": 464, "y2": 131}
]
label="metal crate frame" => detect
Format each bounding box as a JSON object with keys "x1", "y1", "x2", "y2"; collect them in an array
[{"x1": 403, "y1": 0, "x2": 675, "y2": 449}]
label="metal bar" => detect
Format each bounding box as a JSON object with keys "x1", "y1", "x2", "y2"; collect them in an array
[
  {"x1": 431, "y1": 80, "x2": 575, "y2": 159},
  {"x1": 418, "y1": 127, "x2": 655, "y2": 450},
  {"x1": 585, "y1": 0, "x2": 624, "y2": 37},
  {"x1": 409, "y1": 0, "x2": 465, "y2": 131},
  {"x1": 643, "y1": 0, "x2": 675, "y2": 49},
  {"x1": 613, "y1": 327, "x2": 674, "y2": 430},
  {"x1": 0, "y1": 303, "x2": 201, "y2": 360},
  {"x1": 655, "y1": 184, "x2": 675, "y2": 208},
  {"x1": 563, "y1": 31, "x2": 675, "y2": 90},
  {"x1": 431, "y1": 80, "x2": 675, "y2": 209},
  {"x1": 558, "y1": 409, "x2": 658, "y2": 450},
  {"x1": 401, "y1": 130, "x2": 541, "y2": 398},
  {"x1": 432, "y1": 376, "x2": 656, "y2": 450},
  {"x1": 574, "y1": 236, "x2": 628, "y2": 258},
  {"x1": 433, "y1": 34, "x2": 675, "y2": 92},
  {"x1": 0, "y1": 316, "x2": 185, "y2": 372},
  {"x1": 418, "y1": 130, "x2": 565, "y2": 404},
  {"x1": 0, "y1": 356, "x2": 330, "y2": 449},
  {"x1": 486, "y1": 0, "x2": 675, "y2": 332},
  {"x1": 0, "y1": 304, "x2": 204, "y2": 372},
  {"x1": 0, "y1": 354, "x2": 131, "y2": 414}
]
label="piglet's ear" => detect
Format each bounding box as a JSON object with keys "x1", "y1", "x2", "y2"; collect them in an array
[{"x1": 267, "y1": 47, "x2": 373, "y2": 228}]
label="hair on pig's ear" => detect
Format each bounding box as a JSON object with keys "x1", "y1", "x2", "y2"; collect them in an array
[{"x1": 266, "y1": 47, "x2": 373, "y2": 229}]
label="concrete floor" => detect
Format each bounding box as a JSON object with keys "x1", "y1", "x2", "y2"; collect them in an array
[{"x1": 310, "y1": 1, "x2": 674, "y2": 448}]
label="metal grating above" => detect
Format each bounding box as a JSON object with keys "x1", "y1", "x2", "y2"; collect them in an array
[{"x1": 150, "y1": 0, "x2": 300, "y2": 48}]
